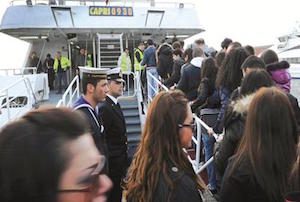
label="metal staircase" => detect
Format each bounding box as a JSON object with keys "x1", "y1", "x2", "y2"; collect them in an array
[
  {"x1": 97, "y1": 33, "x2": 123, "y2": 68},
  {"x1": 119, "y1": 96, "x2": 142, "y2": 162}
]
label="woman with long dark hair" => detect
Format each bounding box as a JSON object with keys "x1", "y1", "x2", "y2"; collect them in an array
[
  {"x1": 286, "y1": 142, "x2": 300, "y2": 201},
  {"x1": 214, "y1": 69, "x2": 274, "y2": 175},
  {"x1": 191, "y1": 57, "x2": 219, "y2": 112},
  {"x1": 124, "y1": 90, "x2": 206, "y2": 202},
  {"x1": 220, "y1": 87, "x2": 298, "y2": 202},
  {"x1": 190, "y1": 57, "x2": 219, "y2": 194},
  {"x1": 208, "y1": 47, "x2": 249, "y2": 135}
]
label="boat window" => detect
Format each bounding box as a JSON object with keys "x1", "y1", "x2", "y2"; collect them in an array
[
  {"x1": 1, "y1": 96, "x2": 28, "y2": 108},
  {"x1": 52, "y1": 7, "x2": 74, "y2": 28},
  {"x1": 145, "y1": 10, "x2": 164, "y2": 27}
]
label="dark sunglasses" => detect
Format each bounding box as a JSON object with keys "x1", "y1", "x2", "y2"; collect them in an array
[{"x1": 58, "y1": 155, "x2": 106, "y2": 193}]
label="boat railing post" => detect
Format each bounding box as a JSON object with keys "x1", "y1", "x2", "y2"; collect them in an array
[
  {"x1": 6, "y1": 90, "x2": 10, "y2": 121},
  {"x1": 69, "y1": 84, "x2": 73, "y2": 107},
  {"x1": 195, "y1": 116, "x2": 201, "y2": 169},
  {"x1": 76, "y1": 75, "x2": 80, "y2": 98}
]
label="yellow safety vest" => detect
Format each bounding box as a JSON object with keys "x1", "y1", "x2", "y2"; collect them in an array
[
  {"x1": 87, "y1": 54, "x2": 92, "y2": 67},
  {"x1": 54, "y1": 56, "x2": 71, "y2": 73},
  {"x1": 120, "y1": 52, "x2": 132, "y2": 73},
  {"x1": 134, "y1": 48, "x2": 144, "y2": 71}
]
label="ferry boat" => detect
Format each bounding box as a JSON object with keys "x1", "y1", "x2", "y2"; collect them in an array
[
  {"x1": 0, "y1": 0, "x2": 206, "y2": 170},
  {"x1": 269, "y1": 22, "x2": 300, "y2": 78}
]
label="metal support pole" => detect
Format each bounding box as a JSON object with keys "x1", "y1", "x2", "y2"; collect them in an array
[
  {"x1": 125, "y1": 34, "x2": 128, "y2": 49},
  {"x1": 68, "y1": 41, "x2": 72, "y2": 83},
  {"x1": 195, "y1": 117, "x2": 202, "y2": 169},
  {"x1": 120, "y1": 33, "x2": 123, "y2": 54},
  {"x1": 76, "y1": 76, "x2": 80, "y2": 98},
  {"x1": 6, "y1": 90, "x2": 10, "y2": 121},
  {"x1": 93, "y1": 34, "x2": 97, "y2": 68},
  {"x1": 132, "y1": 32, "x2": 136, "y2": 72},
  {"x1": 97, "y1": 34, "x2": 101, "y2": 68}
]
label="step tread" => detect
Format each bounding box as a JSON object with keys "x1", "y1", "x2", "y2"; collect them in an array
[
  {"x1": 127, "y1": 136, "x2": 141, "y2": 142},
  {"x1": 125, "y1": 119, "x2": 141, "y2": 125},
  {"x1": 123, "y1": 111, "x2": 139, "y2": 119},
  {"x1": 121, "y1": 105, "x2": 139, "y2": 110},
  {"x1": 127, "y1": 128, "x2": 141, "y2": 133}
]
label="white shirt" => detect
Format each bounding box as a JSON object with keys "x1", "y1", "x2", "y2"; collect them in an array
[{"x1": 107, "y1": 94, "x2": 118, "y2": 105}]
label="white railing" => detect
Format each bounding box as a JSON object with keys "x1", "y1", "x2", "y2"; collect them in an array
[
  {"x1": 56, "y1": 75, "x2": 80, "y2": 107},
  {"x1": 0, "y1": 77, "x2": 37, "y2": 122},
  {"x1": 133, "y1": 70, "x2": 144, "y2": 122},
  {"x1": 120, "y1": 71, "x2": 137, "y2": 98},
  {"x1": 146, "y1": 71, "x2": 217, "y2": 173},
  {"x1": 10, "y1": 0, "x2": 195, "y2": 8},
  {"x1": 0, "y1": 67, "x2": 37, "y2": 76}
]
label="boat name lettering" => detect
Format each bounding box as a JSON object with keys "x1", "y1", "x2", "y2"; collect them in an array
[{"x1": 89, "y1": 6, "x2": 133, "y2": 16}]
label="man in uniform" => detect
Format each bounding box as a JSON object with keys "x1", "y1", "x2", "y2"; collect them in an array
[
  {"x1": 73, "y1": 67, "x2": 110, "y2": 165},
  {"x1": 99, "y1": 68, "x2": 128, "y2": 202}
]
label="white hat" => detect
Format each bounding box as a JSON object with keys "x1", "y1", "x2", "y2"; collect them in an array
[
  {"x1": 79, "y1": 66, "x2": 109, "y2": 80},
  {"x1": 107, "y1": 67, "x2": 125, "y2": 83}
]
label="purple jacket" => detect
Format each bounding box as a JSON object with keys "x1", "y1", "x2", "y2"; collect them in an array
[{"x1": 266, "y1": 61, "x2": 291, "y2": 93}]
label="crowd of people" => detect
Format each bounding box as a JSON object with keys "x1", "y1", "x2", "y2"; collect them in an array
[
  {"x1": 130, "y1": 37, "x2": 300, "y2": 201},
  {"x1": 1, "y1": 37, "x2": 300, "y2": 202},
  {"x1": 26, "y1": 48, "x2": 93, "y2": 94}
]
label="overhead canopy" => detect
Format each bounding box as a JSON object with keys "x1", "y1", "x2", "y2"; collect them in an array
[{"x1": 0, "y1": 5, "x2": 204, "y2": 39}]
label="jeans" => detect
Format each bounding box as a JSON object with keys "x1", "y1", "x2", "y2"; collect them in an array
[
  {"x1": 202, "y1": 133, "x2": 217, "y2": 190},
  {"x1": 57, "y1": 71, "x2": 67, "y2": 93},
  {"x1": 146, "y1": 67, "x2": 159, "y2": 100}
]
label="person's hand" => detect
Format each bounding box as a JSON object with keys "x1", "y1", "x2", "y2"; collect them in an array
[
  {"x1": 207, "y1": 127, "x2": 215, "y2": 136},
  {"x1": 216, "y1": 134, "x2": 223, "y2": 142},
  {"x1": 170, "y1": 84, "x2": 177, "y2": 90}
]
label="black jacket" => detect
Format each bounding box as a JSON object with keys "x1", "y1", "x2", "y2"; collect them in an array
[
  {"x1": 98, "y1": 96, "x2": 128, "y2": 158},
  {"x1": 177, "y1": 57, "x2": 203, "y2": 101},
  {"x1": 286, "y1": 93, "x2": 300, "y2": 132},
  {"x1": 163, "y1": 58, "x2": 184, "y2": 88},
  {"x1": 27, "y1": 56, "x2": 43, "y2": 73},
  {"x1": 230, "y1": 89, "x2": 300, "y2": 133},
  {"x1": 153, "y1": 163, "x2": 202, "y2": 202},
  {"x1": 214, "y1": 93, "x2": 254, "y2": 175},
  {"x1": 191, "y1": 77, "x2": 219, "y2": 113},
  {"x1": 220, "y1": 157, "x2": 281, "y2": 202}
]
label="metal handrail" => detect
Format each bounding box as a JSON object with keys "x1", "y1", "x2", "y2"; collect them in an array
[
  {"x1": 10, "y1": 0, "x2": 195, "y2": 8},
  {"x1": 0, "y1": 77, "x2": 36, "y2": 122},
  {"x1": 120, "y1": 71, "x2": 137, "y2": 98},
  {"x1": 56, "y1": 75, "x2": 80, "y2": 107},
  {"x1": 146, "y1": 70, "x2": 218, "y2": 172},
  {"x1": 0, "y1": 67, "x2": 37, "y2": 76}
]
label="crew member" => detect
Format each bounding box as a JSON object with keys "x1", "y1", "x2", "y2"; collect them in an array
[
  {"x1": 54, "y1": 51, "x2": 71, "y2": 94},
  {"x1": 99, "y1": 67, "x2": 128, "y2": 202},
  {"x1": 73, "y1": 67, "x2": 110, "y2": 171},
  {"x1": 43, "y1": 53, "x2": 55, "y2": 90}
]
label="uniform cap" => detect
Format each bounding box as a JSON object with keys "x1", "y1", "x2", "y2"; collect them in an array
[
  {"x1": 79, "y1": 66, "x2": 109, "y2": 80},
  {"x1": 107, "y1": 67, "x2": 125, "y2": 83}
]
